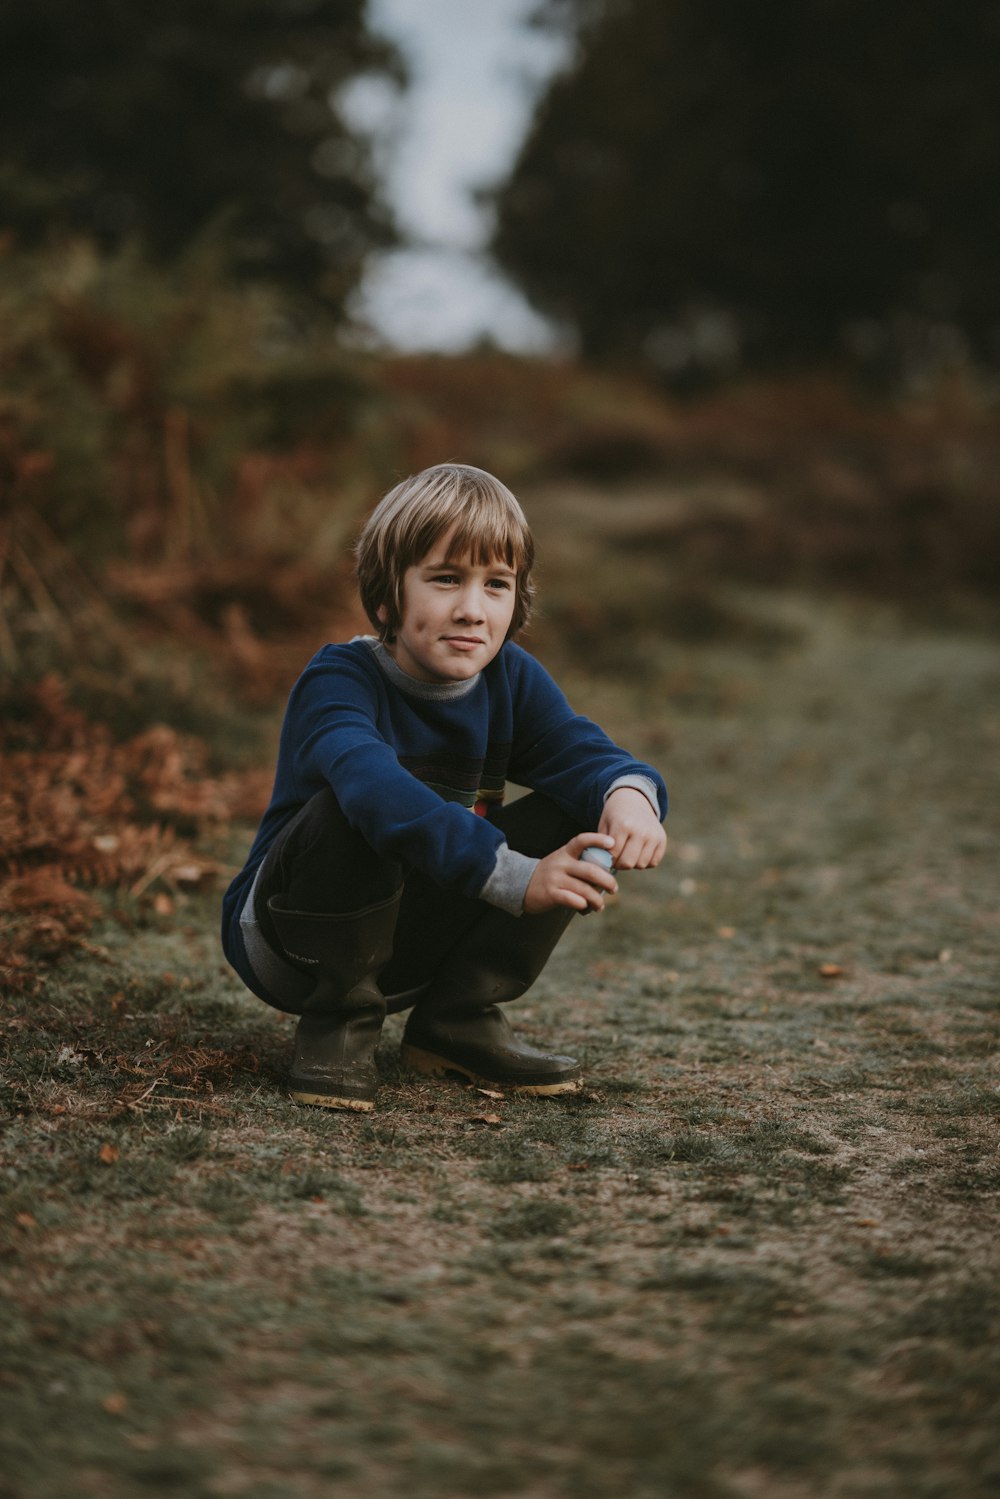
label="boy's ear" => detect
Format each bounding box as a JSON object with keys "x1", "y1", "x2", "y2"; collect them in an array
[{"x1": 376, "y1": 604, "x2": 387, "y2": 624}]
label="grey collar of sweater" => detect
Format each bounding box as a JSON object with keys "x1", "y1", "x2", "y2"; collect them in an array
[{"x1": 360, "y1": 636, "x2": 482, "y2": 701}]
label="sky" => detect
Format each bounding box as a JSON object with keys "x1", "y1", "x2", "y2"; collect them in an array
[{"x1": 342, "y1": 0, "x2": 570, "y2": 353}]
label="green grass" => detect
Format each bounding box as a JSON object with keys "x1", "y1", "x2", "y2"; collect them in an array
[{"x1": 3, "y1": 481, "x2": 1000, "y2": 1498}]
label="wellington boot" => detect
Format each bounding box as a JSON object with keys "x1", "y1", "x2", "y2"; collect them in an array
[
  {"x1": 401, "y1": 905, "x2": 580, "y2": 1094},
  {"x1": 268, "y1": 891, "x2": 400, "y2": 1111},
  {"x1": 403, "y1": 1005, "x2": 580, "y2": 1094}
]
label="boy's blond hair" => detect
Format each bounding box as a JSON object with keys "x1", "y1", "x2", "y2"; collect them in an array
[{"x1": 355, "y1": 464, "x2": 536, "y2": 642}]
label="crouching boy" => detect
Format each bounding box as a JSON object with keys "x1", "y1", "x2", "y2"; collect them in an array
[{"x1": 221, "y1": 463, "x2": 667, "y2": 1110}]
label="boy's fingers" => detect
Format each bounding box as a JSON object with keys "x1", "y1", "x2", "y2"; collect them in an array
[
  {"x1": 622, "y1": 833, "x2": 654, "y2": 869},
  {"x1": 642, "y1": 830, "x2": 667, "y2": 868},
  {"x1": 558, "y1": 883, "x2": 597, "y2": 911},
  {"x1": 568, "y1": 866, "x2": 609, "y2": 902},
  {"x1": 613, "y1": 835, "x2": 641, "y2": 869},
  {"x1": 572, "y1": 859, "x2": 616, "y2": 894},
  {"x1": 617, "y1": 826, "x2": 665, "y2": 868},
  {"x1": 570, "y1": 832, "x2": 615, "y2": 859}
]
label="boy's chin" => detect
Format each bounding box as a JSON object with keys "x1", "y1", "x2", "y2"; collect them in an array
[
  {"x1": 437, "y1": 643, "x2": 501, "y2": 678},
  {"x1": 435, "y1": 657, "x2": 484, "y2": 682},
  {"x1": 397, "y1": 652, "x2": 486, "y2": 685},
  {"x1": 391, "y1": 638, "x2": 501, "y2": 683}
]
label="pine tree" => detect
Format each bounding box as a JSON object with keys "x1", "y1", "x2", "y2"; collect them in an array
[
  {"x1": 493, "y1": 0, "x2": 1000, "y2": 372},
  {"x1": 0, "y1": 0, "x2": 402, "y2": 315}
]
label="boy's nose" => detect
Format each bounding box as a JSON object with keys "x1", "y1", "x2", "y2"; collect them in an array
[{"x1": 455, "y1": 588, "x2": 485, "y2": 621}]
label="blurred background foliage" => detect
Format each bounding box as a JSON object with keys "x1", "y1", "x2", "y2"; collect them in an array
[
  {"x1": 494, "y1": 0, "x2": 1000, "y2": 383},
  {"x1": 0, "y1": 0, "x2": 998, "y2": 968},
  {"x1": 1, "y1": 16, "x2": 998, "y2": 1480},
  {"x1": 0, "y1": 0, "x2": 401, "y2": 313},
  {"x1": 0, "y1": 0, "x2": 997, "y2": 701}
]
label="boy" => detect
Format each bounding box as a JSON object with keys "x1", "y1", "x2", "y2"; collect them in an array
[{"x1": 222, "y1": 463, "x2": 667, "y2": 1111}]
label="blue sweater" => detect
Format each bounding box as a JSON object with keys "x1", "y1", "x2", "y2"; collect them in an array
[{"x1": 221, "y1": 638, "x2": 666, "y2": 994}]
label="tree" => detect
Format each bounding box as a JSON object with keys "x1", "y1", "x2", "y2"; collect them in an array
[
  {"x1": 492, "y1": 0, "x2": 1000, "y2": 373},
  {"x1": 0, "y1": 0, "x2": 402, "y2": 315}
]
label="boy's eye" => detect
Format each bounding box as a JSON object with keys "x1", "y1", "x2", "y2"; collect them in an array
[{"x1": 426, "y1": 571, "x2": 513, "y2": 590}]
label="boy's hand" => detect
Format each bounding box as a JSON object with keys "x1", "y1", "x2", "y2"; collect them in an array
[
  {"x1": 523, "y1": 833, "x2": 618, "y2": 915},
  {"x1": 598, "y1": 787, "x2": 667, "y2": 870}
]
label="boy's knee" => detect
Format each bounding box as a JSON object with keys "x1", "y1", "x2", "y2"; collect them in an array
[
  {"x1": 286, "y1": 788, "x2": 349, "y2": 850},
  {"x1": 495, "y1": 793, "x2": 581, "y2": 859}
]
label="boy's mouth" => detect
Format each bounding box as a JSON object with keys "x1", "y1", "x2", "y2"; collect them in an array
[{"x1": 444, "y1": 635, "x2": 484, "y2": 646}]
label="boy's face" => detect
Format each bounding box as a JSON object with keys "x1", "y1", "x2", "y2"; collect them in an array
[{"x1": 381, "y1": 526, "x2": 517, "y2": 684}]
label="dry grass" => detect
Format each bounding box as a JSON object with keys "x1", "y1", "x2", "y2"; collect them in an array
[
  {"x1": 0, "y1": 676, "x2": 271, "y2": 993},
  {"x1": 3, "y1": 467, "x2": 998, "y2": 1497},
  {"x1": 2, "y1": 321, "x2": 999, "y2": 1494}
]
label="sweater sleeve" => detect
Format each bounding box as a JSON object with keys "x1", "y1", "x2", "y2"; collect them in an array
[
  {"x1": 507, "y1": 646, "x2": 667, "y2": 827},
  {"x1": 289, "y1": 651, "x2": 508, "y2": 900}
]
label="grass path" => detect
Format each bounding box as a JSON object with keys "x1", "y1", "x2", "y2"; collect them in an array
[{"x1": 3, "y1": 537, "x2": 999, "y2": 1496}]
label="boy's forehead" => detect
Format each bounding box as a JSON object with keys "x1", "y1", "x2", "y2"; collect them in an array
[{"x1": 417, "y1": 529, "x2": 516, "y2": 572}]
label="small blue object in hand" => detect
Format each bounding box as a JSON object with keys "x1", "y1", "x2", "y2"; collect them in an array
[
  {"x1": 581, "y1": 847, "x2": 614, "y2": 870},
  {"x1": 579, "y1": 845, "x2": 614, "y2": 915}
]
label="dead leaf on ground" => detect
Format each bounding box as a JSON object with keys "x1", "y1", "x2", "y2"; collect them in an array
[
  {"x1": 99, "y1": 1142, "x2": 120, "y2": 1165},
  {"x1": 819, "y1": 963, "x2": 844, "y2": 978},
  {"x1": 469, "y1": 1113, "x2": 503, "y2": 1127}
]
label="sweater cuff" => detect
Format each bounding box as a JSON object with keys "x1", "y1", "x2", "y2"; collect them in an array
[
  {"x1": 478, "y1": 844, "x2": 538, "y2": 916},
  {"x1": 604, "y1": 774, "x2": 663, "y2": 820}
]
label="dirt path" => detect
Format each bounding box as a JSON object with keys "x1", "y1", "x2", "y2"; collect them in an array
[{"x1": 3, "y1": 489, "x2": 999, "y2": 1496}]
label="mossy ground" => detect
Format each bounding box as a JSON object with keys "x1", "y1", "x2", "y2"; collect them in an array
[{"x1": 2, "y1": 479, "x2": 998, "y2": 1498}]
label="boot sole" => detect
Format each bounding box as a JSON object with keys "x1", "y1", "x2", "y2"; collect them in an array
[
  {"x1": 400, "y1": 1043, "x2": 581, "y2": 1096},
  {"x1": 289, "y1": 1088, "x2": 375, "y2": 1112}
]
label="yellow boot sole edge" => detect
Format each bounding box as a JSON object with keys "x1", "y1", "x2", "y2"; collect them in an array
[
  {"x1": 289, "y1": 1088, "x2": 375, "y2": 1112},
  {"x1": 400, "y1": 1043, "x2": 582, "y2": 1097}
]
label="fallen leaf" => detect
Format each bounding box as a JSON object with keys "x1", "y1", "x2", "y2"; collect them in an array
[
  {"x1": 102, "y1": 1393, "x2": 128, "y2": 1416},
  {"x1": 819, "y1": 963, "x2": 844, "y2": 978},
  {"x1": 475, "y1": 1087, "x2": 504, "y2": 1100},
  {"x1": 470, "y1": 1113, "x2": 503, "y2": 1126},
  {"x1": 99, "y1": 1142, "x2": 120, "y2": 1165},
  {"x1": 153, "y1": 893, "x2": 174, "y2": 917},
  {"x1": 717, "y1": 926, "x2": 736, "y2": 939},
  {"x1": 15, "y1": 1212, "x2": 37, "y2": 1230}
]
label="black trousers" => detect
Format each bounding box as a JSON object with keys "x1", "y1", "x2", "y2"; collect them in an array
[{"x1": 253, "y1": 789, "x2": 581, "y2": 1008}]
